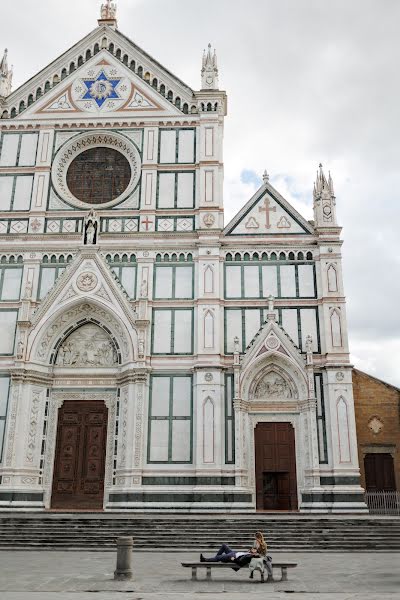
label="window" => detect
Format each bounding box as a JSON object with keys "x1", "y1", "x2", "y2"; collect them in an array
[
  {"x1": 225, "y1": 308, "x2": 264, "y2": 353},
  {"x1": 148, "y1": 375, "x2": 193, "y2": 463},
  {"x1": 315, "y1": 374, "x2": 328, "y2": 464},
  {"x1": 158, "y1": 128, "x2": 195, "y2": 164},
  {"x1": 0, "y1": 267, "x2": 23, "y2": 300},
  {"x1": 0, "y1": 311, "x2": 18, "y2": 354},
  {"x1": 225, "y1": 307, "x2": 320, "y2": 353},
  {"x1": 225, "y1": 261, "x2": 316, "y2": 299},
  {"x1": 152, "y1": 309, "x2": 193, "y2": 354},
  {"x1": 154, "y1": 265, "x2": 193, "y2": 299},
  {"x1": 0, "y1": 376, "x2": 10, "y2": 461},
  {"x1": 0, "y1": 133, "x2": 38, "y2": 167},
  {"x1": 0, "y1": 175, "x2": 34, "y2": 211},
  {"x1": 110, "y1": 262, "x2": 137, "y2": 298},
  {"x1": 38, "y1": 266, "x2": 66, "y2": 299},
  {"x1": 157, "y1": 172, "x2": 195, "y2": 208},
  {"x1": 225, "y1": 374, "x2": 235, "y2": 464}
]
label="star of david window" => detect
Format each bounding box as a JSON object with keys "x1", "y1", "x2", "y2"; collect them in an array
[{"x1": 66, "y1": 148, "x2": 132, "y2": 205}]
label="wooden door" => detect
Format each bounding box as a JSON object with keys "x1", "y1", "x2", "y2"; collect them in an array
[
  {"x1": 51, "y1": 401, "x2": 108, "y2": 510},
  {"x1": 255, "y1": 422, "x2": 298, "y2": 510},
  {"x1": 364, "y1": 453, "x2": 396, "y2": 491}
]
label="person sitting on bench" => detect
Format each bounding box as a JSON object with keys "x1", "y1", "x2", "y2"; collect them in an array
[{"x1": 200, "y1": 544, "x2": 259, "y2": 569}]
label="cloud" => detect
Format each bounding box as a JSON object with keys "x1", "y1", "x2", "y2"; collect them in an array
[
  {"x1": 240, "y1": 169, "x2": 262, "y2": 189},
  {"x1": 2, "y1": 0, "x2": 399, "y2": 386}
]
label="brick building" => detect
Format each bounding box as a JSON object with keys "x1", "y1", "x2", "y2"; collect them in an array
[{"x1": 353, "y1": 369, "x2": 400, "y2": 493}]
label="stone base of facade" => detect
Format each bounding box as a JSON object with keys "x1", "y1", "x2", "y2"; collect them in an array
[
  {"x1": 0, "y1": 491, "x2": 44, "y2": 510},
  {"x1": 300, "y1": 489, "x2": 368, "y2": 513}
]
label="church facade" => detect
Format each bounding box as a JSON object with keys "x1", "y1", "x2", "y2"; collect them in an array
[{"x1": 0, "y1": 2, "x2": 366, "y2": 512}]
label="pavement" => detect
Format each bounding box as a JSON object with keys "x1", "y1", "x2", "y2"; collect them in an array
[{"x1": 0, "y1": 550, "x2": 399, "y2": 600}]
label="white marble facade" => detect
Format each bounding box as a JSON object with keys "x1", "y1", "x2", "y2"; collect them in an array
[{"x1": 0, "y1": 4, "x2": 366, "y2": 512}]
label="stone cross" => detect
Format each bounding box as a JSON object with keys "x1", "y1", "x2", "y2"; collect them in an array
[{"x1": 258, "y1": 197, "x2": 276, "y2": 229}]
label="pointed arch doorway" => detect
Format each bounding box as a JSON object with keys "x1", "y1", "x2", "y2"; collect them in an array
[{"x1": 254, "y1": 422, "x2": 298, "y2": 511}]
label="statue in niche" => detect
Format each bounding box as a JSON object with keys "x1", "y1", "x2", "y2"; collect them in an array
[
  {"x1": 305, "y1": 334, "x2": 313, "y2": 354},
  {"x1": 83, "y1": 209, "x2": 98, "y2": 245},
  {"x1": 140, "y1": 279, "x2": 148, "y2": 298},
  {"x1": 56, "y1": 323, "x2": 118, "y2": 367},
  {"x1": 254, "y1": 372, "x2": 292, "y2": 399}
]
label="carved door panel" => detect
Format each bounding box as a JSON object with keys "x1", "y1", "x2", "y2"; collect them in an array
[
  {"x1": 255, "y1": 422, "x2": 298, "y2": 511},
  {"x1": 51, "y1": 401, "x2": 108, "y2": 509}
]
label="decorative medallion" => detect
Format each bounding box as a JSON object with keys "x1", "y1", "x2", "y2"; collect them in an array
[
  {"x1": 205, "y1": 372, "x2": 213, "y2": 382},
  {"x1": 203, "y1": 213, "x2": 215, "y2": 228},
  {"x1": 266, "y1": 335, "x2": 280, "y2": 350},
  {"x1": 77, "y1": 272, "x2": 98, "y2": 292},
  {"x1": 81, "y1": 70, "x2": 121, "y2": 108},
  {"x1": 51, "y1": 131, "x2": 141, "y2": 209},
  {"x1": 335, "y1": 371, "x2": 345, "y2": 381},
  {"x1": 368, "y1": 416, "x2": 383, "y2": 435}
]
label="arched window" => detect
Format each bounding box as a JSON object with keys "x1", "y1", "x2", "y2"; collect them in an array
[
  {"x1": 116, "y1": 48, "x2": 122, "y2": 60},
  {"x1": 86, "y1": 49, "x2": 92, "y2": 61},
  {"x1": 94, "y1": 44, "x2": 100, "y2": 55},
  {"x1": 77, "y1": 56, "x2": 84, "y2": 67},
  {"x1": 160, "y1": 84, "x2": 165, "y2": 96},
  {"x1": 182, "y1": 103, "x2": 189, "y2": 114},
  {"x1": 61, "y1": 68, "x2": 67, "y2": 80}
]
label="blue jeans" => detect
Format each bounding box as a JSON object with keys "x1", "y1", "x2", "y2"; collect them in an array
[{"x1": 204, "y1": 543, "x2": 236, "y2": 563}]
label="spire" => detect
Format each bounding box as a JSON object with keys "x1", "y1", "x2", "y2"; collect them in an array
[
  {"x1": 0, "y1": 48, "x2": 8, "y2": 75},
  {"x1": 0, "y1": 48, "x2": 13, "y2": 98},
  {"x1": 263, "y1": 169, "x2": 269, "y2": 183},
  {"x1": 98, "y1": 0, "x2": 118, "y2": 27},
  {"x1": 201, "y1": 43, "x2": 219, "y2": 89},
  {"x1": 313, "y1": 163, "x2": 337, "y2": 228}
]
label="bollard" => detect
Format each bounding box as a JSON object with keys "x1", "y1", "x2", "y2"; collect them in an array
[{"x1": 114, "y1": 536, "x2": 133, "y2": 581}]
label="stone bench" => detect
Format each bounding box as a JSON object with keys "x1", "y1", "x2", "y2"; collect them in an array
[{"x1": 181, "y1": 561, "x2": 297, "y2": 582}]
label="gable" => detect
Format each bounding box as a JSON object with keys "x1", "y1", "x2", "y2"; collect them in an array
[
  {"x1": 5, "y1": 26, "x2": 195, "y2": 120},
  {"x1": 19, "y1": 51, "x2": 183, "y2": 119},
  {"x1": 224, "y1": 182, "x2": 314, "y2": 236}
]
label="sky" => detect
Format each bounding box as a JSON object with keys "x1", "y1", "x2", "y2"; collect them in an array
[{"x1": 2, "y1": 0, "x2": 399, "y2": 386}]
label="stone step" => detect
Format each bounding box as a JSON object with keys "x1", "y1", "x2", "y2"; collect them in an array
[{"x1": 1, "y1": 516, "x2": 399, "y2": 551}]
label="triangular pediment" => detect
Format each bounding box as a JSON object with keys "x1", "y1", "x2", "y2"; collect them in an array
[
  {"x1": 19, "y1": 51, "x2": 183, "y2": 119},
  {"x1": 6, "y1": 26, "x2": 195, "y2": 119},
  {"x1": 224, "y1": 181, "x2": 314, "y2": 236},
  {"x1": 30, "y1": 248, "x2": 138, "y2": 330},
  {"x1": 242, "y1": 316, "x2": 304, "y2": 372}
]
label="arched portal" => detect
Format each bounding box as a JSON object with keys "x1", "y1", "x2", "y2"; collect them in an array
[
  {"x1": 24, "y1": 300, "x2": 137, "y2": 510},
  {"x1": 238, "y1": 344, "x2": 318, "y2": 512}
]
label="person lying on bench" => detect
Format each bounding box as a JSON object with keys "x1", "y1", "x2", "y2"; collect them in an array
[{"x1": 200, "y1": 544, "x2": 259, "y2": 570}]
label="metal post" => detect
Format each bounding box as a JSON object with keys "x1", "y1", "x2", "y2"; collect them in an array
[{"x1": 114, "y1": 536, "x2": 133, "y2": 581}]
